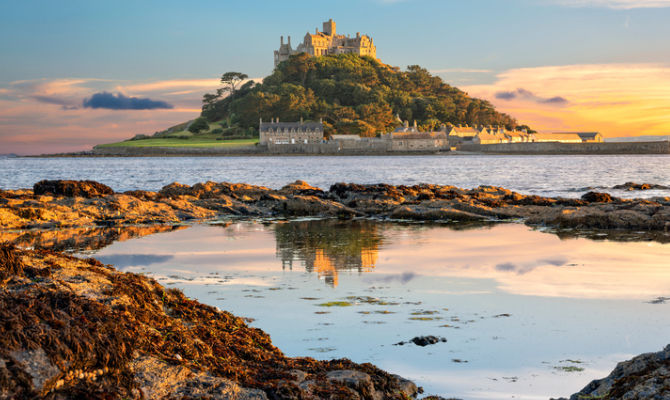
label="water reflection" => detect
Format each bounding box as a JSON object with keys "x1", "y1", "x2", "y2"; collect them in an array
[
  {"x1": 57, "y1": 220, "x2": 670, "y2": 399},
  {"x1": 0, "y1": 224, "x2": 186, "y2": 252},
  {"x1": 274, "y1": 220, "x2": 382, "y2": 286}
]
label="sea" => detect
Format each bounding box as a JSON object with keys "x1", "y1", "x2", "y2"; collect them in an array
[
  {"x1": 3, "y1": 154, "x2": 670, "y2": 399},
  {"x1": 1, "y1": 154, "x2": 669, "y2": 198}
]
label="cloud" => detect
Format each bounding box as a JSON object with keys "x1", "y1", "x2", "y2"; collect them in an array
[
  {"x1": 550, "y1": 0, "x2": 670, "y2": 8},
  {"x1": 495, "y1": 256, "x2": 570, "y2": 275},
  {"x1": 82, "y1": 92, "x2": 173, "y2": 110},
  {"x1": 0, "y1": 77, "x2": 222, "y2": 154},
  {"x1": 495, "y1": 263, "x2": 517, "y2": 272},
  {"x1": 120, "y1": 79, "x2": 222, "y2": 93},
  {"x1": 95, "y1": 254, "x2": 174, "y2": 267},
  {"x1": 363, "y1": 272, "x2": 417, "y2": 284},
  {"x1": 494, "y1": 88, "x2": 568, "y2": 105},
  {"x1": 462, "y1": 63, "x2": 670, "y2": 137}
]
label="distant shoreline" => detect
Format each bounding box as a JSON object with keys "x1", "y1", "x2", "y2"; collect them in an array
[{"x1": 24, "y1": 139, "x2": 670, "y2": 157}]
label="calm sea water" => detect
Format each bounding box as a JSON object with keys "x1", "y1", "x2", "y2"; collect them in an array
[
  {"x1": 1, "y1": 155, "x2": 669, "y2": 198},
  {"x1": 80, "y1": 220, "x2": 670, "y2": 400},
  {"x1": 3, "y1": 155, "x2": 670, "y2": 398}
]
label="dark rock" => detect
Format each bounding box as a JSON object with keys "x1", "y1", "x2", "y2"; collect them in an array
[
  {"x1": 412, "y1": 336, "x2": 447, "y2": 346},
  {"x1": 279, "y1": 180, "x2": 324, "y2": 197},
  {"x1": 395, "y1": 336, "x2": 447, "y2": 347},
  {"x1": 560, "y1": 344, "x2": 670, "y2": 400},
  {"x1": 581, "y1": 191, "x2": 615, "y2": 203},
  {"x1": 326, "y1": 370, "x2": 380, "y2": 400},
  {"x1": 33, "y1": 180, "x2": 114, "y2": 198},
  {"x1": 613, "y1": 182, "x2": 669, "y2": 191},
  {"x1": 158, "y1": 182, "x2": 193, "y2": 198},
  {"x1": 124, "y1": 190, "x2": 159, "y2": 201}
]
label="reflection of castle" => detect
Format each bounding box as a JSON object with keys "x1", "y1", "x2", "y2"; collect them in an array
[{"x1": 275, "y1": 220, "x2": 381, "y2": 287}]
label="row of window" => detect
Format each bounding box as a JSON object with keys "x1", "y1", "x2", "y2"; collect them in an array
[{"x1": 262, "y1": 129, "x2": 322, "y2": 134}]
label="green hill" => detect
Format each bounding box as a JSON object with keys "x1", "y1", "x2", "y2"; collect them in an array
[
  {"x1": 108, "y1": 53, "x2": 525, "y2": 147},
  {"x1": 199, "y1": 53, "x2": 522, "y2": 137}
]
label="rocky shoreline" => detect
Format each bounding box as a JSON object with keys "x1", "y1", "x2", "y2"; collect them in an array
[
  {"x1": 0, "y1": 243, "x2": 417, "y2": 399},
  {"x1": 553, "y1": 345, "x2": 670, "y2": 400},
  {"x1": 1, "y1": 179, "x2": 669, "y2": 235},
  {"x1": 1, "y1": 179, "x2": 670, "y2": 399}
]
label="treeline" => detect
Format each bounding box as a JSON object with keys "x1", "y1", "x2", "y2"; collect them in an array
[{"x1": 200, "y1": 53, "x2": 521, "y2": 137}]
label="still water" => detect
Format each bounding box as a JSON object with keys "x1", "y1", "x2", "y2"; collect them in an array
[
  {"x1": 2, "y1": 155, "x2": 670, "y2": 198},
  {"x1": 81, "y1": 220, "x2": 670, "y2": 400}
]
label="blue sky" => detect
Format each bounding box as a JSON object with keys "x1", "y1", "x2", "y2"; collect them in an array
[
  {"x1": 1, "y1": 0, "x2": 669, "y2": 153},
  {"x1": 3, "y1": 0, "x2": 669, "y2": 81}
]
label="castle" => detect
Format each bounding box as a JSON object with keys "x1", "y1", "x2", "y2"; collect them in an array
[{"x1": 274, "y1": 19, "x2": 376, "y2": 67}]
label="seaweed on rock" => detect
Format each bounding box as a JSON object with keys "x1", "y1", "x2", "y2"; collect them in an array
[{"x1": 0, "y1": 243, "x2": 417, "y2": 399}]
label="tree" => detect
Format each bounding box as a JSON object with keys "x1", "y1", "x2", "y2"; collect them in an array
[
  {"x1": 188, "y1": 117, "x2": 209, "y2": 134},
  {"x1": 220, "y1": 72, "x2": 249, "y2": 97},
  {"x1": 197, "y1": 54, "x2": 524, "y2": 137}
]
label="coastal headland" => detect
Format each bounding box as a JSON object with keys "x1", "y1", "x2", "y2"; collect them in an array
[{"x1": 1, "y1": 179, "x2": 670, "y2": 398}]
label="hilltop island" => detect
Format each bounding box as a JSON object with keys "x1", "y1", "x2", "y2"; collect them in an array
[{"x1": 90, "y1": 19, "x2": 669, "y2": 157}]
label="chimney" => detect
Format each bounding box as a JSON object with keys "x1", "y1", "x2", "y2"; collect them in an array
[
  {"x1": 288, "y1": 36, "x2": 291, "y2": 46},
  {"x1": 281, "y1": 36, "x2": 284, "y2": 46}
]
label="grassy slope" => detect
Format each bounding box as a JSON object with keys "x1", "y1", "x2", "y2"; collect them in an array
[{"x1": 98, "y1": 122, "x2": 258, "y2": 148}]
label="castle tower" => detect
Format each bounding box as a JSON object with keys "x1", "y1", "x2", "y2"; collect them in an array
[
  {"x1": 274, "y1": 19, "x2": 375, "y2": 67},
  {"x1": 323, "y1": 19, "x2": 336, "y2": 36}
]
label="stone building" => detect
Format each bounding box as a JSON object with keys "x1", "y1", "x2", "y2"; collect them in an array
[
  {"x1": 274, "y1": 19, "x2": 376, "y2": 67},
  {"x1": 381, "y1": 120, "x2": 449, "y2": 151},
  {"x1": 447, "y1": 125, "x2": 532, "y2": 146},
  {"x1": 573, "y1": 132, "x2": 604, "y2": 142},
  {"x1": 446, "y1": 125, "x2": 486, "y2": 146},
  {"x1": 259, "y1": 118, "x2": 324, "y2": 146}
]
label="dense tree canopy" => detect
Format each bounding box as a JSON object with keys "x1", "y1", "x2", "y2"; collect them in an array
[{"x1": 201, "y1": 54, "x2": 521, "y2": 137}]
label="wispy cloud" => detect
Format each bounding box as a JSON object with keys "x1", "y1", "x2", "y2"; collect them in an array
[
  {"x1": 550, "y1": 0, "x2": 670, "y2": 9},
  {"x1": 494, "y1": 88, "x2": 568, "y2": 105}
]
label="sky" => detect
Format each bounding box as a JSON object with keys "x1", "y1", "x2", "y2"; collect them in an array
[{"x1": 1, "y1": 0, "x2": 669, "y2": 154}]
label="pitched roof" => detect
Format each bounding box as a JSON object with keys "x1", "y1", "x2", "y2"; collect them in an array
[{"x1": 259, "y1": 121, "x2": 323, "y2": 132}]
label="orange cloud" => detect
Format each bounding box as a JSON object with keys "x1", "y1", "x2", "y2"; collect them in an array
[
  {"x1": 119, "y1": 78, "x2": 221, "y2": 93},
  {"x1": 463, "y1": 63, "x2": 670, "y2": 137}
]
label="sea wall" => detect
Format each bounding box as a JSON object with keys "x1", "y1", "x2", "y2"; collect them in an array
[
  {"x1": 93, "y1": 140, "x2": 670, "y2": 156},
  {"x1": 460, "y1": 141, "x2": 670, "y2": 154},
  {"x1": 92, "y1": 145, "x2": 263, "y2": 156},
  {"x1": 93, "y1": 142, "x2": 448, "y2": 156}
]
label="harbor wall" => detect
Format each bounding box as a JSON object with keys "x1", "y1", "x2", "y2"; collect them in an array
[{"x1": 459, "y1": 141, "x2": 670, "y2": 154}]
